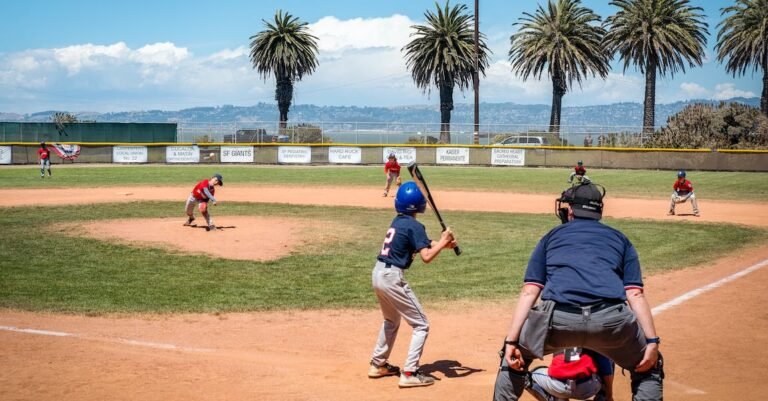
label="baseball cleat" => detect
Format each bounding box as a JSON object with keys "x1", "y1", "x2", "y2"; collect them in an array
[
  {"x1": 184, "y1": 217, "x2": 196, "y2": 226},
  {"x1": 693, "y1": 212, "x2": 700, "y2": 217},
  {"x1": 368, "y1": 362, "x2": 400, "y2": 378},
  {"x1": 398, "y1": 371, "x2": 435, "y2": 388},
  {"x1": 206, "y1": 225, "x2": 216, "y2": 231},
  {"x1": 667, "y1": 210, "x2": 675, "y2": 216}
]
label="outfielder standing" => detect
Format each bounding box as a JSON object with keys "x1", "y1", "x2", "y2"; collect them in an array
[
  {"x1": 383, "y1": 153, "x2": 401, "y2": 197},
  {"x1": 184, "y1": 173, "x2": 223, "y2": 231},
  {"x1": 369, "y1": 181, "x2": 457, "y2": 388},
  {"x1": 493, "y1": 182, "x2": 663, "y2": 401},
  {"x1": 668, "y1": 170, "x2": 700, "y2": 216},
  {"x1": 37, "y1": 142, "x2": 52, "y2": 178}
]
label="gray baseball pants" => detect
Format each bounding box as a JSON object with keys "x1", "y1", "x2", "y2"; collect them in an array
[
  {"x1": 185, "y1": 195, "x2": 212, "y2": 226},
  {"x1": 370, "y1": 261, "x2": 429, "y2": 373},
  {"x1": 493, "y1": 303, "x2": 663, "y2": 401}
]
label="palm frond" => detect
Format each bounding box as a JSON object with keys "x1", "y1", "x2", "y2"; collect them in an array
[{"x1": 249, "y1": 9, "x2": 320, "y2": 82}]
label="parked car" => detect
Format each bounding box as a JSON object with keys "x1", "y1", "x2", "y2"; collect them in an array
[{"x1": 498, "y1": 136, "x2": 550, "y2": 146}]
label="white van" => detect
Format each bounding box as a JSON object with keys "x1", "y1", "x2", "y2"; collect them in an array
[{"x1": 498, "y1": 136, "x2": 550, "y2": 146}]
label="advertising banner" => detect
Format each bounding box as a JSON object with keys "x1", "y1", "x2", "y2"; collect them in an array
[
  {"x1": 382, "y1": 147, "x2": 416, "y2": 164},
  {"x1": 277, "y1": 146, "x2": 312, "y2": 164},
  {"x1": 491, "y1": 148, "x2": 526, "y2": 166},
  {"x1": 113, "y1": 146, "x2": 148, "y2": 163},
  {"x1": 166, "y1": 146, "x2": 200, "y2": 163},
  {"x1": 0, "y1": 146, "x2": 10, "y2": 164},
  {"x1": 436, "y1": 147, "x2": 469, "y2": 164},
  {"x1": 221, "y1": 146, "x2": 254, "y2": 163},
  {"x1": 328, "y1": 147, "x2": 362, "y2": 164}
]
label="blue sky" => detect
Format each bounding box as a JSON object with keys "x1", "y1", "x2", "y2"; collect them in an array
[{"x1": 0, "y1": 0, "x2": 760, "y2": 114}]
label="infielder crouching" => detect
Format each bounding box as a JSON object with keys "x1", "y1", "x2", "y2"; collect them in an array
[
  {"x1": 185, "y1": 173, "x2": 223, "y2": 231},
  {"x1": 668, "y1": 170, "x2": 699, "y2": 216}
]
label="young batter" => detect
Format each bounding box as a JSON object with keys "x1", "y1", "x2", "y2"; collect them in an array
[
  {"x1": 368, "y1": 181, "x2": 457, "y2": 388},
  {"x1": 184, "y1": 173, "x2": 223, "y2": 231}
]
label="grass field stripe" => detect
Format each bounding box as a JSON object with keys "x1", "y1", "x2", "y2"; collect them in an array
[
  {"x1": 0, "y1": 325, "x2": 213, "y2": 352},
  {"x1": 652, "y1": 258, "x2": 768, "y2": 316}
]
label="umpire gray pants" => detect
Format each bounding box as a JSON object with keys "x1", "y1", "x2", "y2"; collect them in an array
[
  {"x1": 494, "y1": 303, "x2": 663, "y2": 401},
  {"x1": 370, "y1": 261, "x2": 429, "y2": 372}
]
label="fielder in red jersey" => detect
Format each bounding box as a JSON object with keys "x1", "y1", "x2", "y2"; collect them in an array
[
  {"x1": 383, "y1": 153, "x2": 401, "y2": 197},
  {"x1": 185, "y1": 173, "x2": 223, "y2": 231},
  {"x1": 37, "y1": 142, "x2": 52, "y2": 178}
]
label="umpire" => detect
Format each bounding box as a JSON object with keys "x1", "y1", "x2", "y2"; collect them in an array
[{"x1": 493, "y1": 182, "x2": 663, "y2": 401}]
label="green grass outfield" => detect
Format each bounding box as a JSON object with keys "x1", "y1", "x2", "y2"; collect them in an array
[
  {"x1": 0, "y1": 201, "x2": 763, "y2": 313},
  {"x1": 2, "y1": 164, "x2": 767, "y2": 201}
]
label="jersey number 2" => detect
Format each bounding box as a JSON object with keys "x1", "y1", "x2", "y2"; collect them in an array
[{"x1": 380, "y1": 228, "x2": 396, "y2": 256}]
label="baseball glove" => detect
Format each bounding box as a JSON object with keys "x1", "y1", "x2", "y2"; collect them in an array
[{"x1": 396, "y1": 176, "x2": 402, "y2": 186}]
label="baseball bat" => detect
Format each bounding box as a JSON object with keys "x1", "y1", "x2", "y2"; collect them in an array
[{"x1": 407, "y1": 162, "x2": 461, "y2": 256}]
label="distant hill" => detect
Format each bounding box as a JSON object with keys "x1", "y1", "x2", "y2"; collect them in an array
[{"x1": 2, "y1": 97, "x2": 760, "y2": 129}]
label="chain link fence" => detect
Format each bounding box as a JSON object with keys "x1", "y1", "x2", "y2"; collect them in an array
[{"x1": 176, "y1": 121, "x2": 654, "y2": 147}]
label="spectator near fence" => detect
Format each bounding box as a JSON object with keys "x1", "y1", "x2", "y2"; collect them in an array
[{"x1": 583, "y1": 135, "x2": 593, "y2": 147}]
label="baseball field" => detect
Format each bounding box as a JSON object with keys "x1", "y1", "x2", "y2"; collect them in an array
[{"x1": 1, "y1": 164, "x2": 767, "y2": 401}]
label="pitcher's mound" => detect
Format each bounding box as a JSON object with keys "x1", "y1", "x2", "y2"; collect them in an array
[{"x1": 66, "y1": 216, "x2": 329, "y2": 261}]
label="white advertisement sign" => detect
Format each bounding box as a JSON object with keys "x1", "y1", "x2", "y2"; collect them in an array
[
  {"x1": 113, "y1": 146, "x2": 148, "y2": 163},
  {"x1": 328, "y1": 147, "x2": 362, "y2": 164},
  {"x1": 278, "y1": 146, "x2": 312, "y2": 164},
  {"x1": 436, "y1": 147, "x2": 469, "y2": 164},
  {"x1": 221, "y1": 146, "x2": 254, "y2": 163},
  {"x1": 166, "y1": 146, "x2": 200, "y2": 163},
  {"x1": 0, "y1": 146, "x2": 11, "y2": 164},
  {"x1": 491, "y1": 148, "x2": 526, "y2": 166},
  {"x1": 382, "y1": 147, "x2": 416, "y2": 164}
]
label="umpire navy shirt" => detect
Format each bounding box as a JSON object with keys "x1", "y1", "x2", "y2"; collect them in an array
[
  {"x1": 377, "y1": 214, "x2": 431, "y2": 269},
  {"x1": 524, "y1": 219, "x2": 644, "y2": 305}
]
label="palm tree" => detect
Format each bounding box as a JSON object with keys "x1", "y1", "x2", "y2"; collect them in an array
[
  {"x1": 403, "y1": 1, "x2": 490, "y2": 144},
  {"x1": 716, "y1": 0, "x2": 768, "y2": 116},
  {"x1": 604, "y1": 0, "x2": 708, "y2": 132},
  {"x1": 249, "y1": 10, "x2": 319, "y2": 128},
  {"x1": 509, "y1": 0, "x2": 610, "y2": 137}
]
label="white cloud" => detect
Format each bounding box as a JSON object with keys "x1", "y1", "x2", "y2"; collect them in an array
[
  {"x1": 308, "y1": 15, "x2": 413, "y2": 53},
  {"x1": 53, "y1": 42, "x2": 131, "y2": 75},
  {"x1": 712, "y1": 83, "x2": 757, "y2": 100},
  {"x1": 680, "y1": 82, "x2": 709, "y2": 98},
  {"x1": 132, "y1": 42, "x2": 190, "y2": 66}
]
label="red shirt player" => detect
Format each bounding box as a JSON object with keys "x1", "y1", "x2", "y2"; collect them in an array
[
  {"x1": 383, "y1": 153, "x2": 401, "y2": 197},
  {"x1": 185, "y1": 173, "x2": 224, "y2": 231},
  {"x1": 568, "y1": 161, "x2": 587, "y2": 184},
  {"x1": 38, "y1": 141, "x2": 52, "y2": 178},
  {"x1": 669, "y1": 170, "x2": 699, "y2": 216}
]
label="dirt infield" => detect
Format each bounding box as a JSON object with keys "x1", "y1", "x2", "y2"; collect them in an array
[
  {"x1": 1, "y1": 186, "x2": 767, "y2": 401},
  {"x1": 60, "y1": 217, "x2": 333, "y2": 262}
]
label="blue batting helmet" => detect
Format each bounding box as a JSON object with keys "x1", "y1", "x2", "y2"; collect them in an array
[
  {"x1": 395, "y1": 182, "x2": 426, "y2": 214},
  {"x1": 677, "y1": 170, "x2": 686, "y2": 178}
]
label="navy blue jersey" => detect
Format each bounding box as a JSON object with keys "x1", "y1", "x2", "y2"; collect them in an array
[
  {"x1": 376, "y1": 214, "x2": 431, "y2": 269},
  {"x1": 524, "y1": 219, "x2": 643, "y2": 305}
]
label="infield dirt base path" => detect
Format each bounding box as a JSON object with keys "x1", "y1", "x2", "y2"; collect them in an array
[
  {"x1": 3, "y1": 184, "x2": 768, "y2": 227},
  {"x1": 1, "y1": 186, "x2": 767, "y2": 401}
]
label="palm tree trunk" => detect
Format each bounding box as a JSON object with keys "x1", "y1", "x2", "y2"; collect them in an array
[
  {"x1": 549, "y1": 70, "x2": 566, "y2": 139},
  {"x1": 762, "y1": 48, "x2": 768, "y2": 117},
  {"x1": 643, "y1": 58, "x2": 657, "y2": 133},
  {"x1": 276, "y1": 77, "x2": 293, "y2": 129},
  {"x1": 439, "y1": 82, "x2": 454, "y2": 144}
]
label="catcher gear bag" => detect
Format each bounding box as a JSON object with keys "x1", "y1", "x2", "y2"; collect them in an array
[{"x1": 395, "y1": 181, "x2": 426, "y2": 214}]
